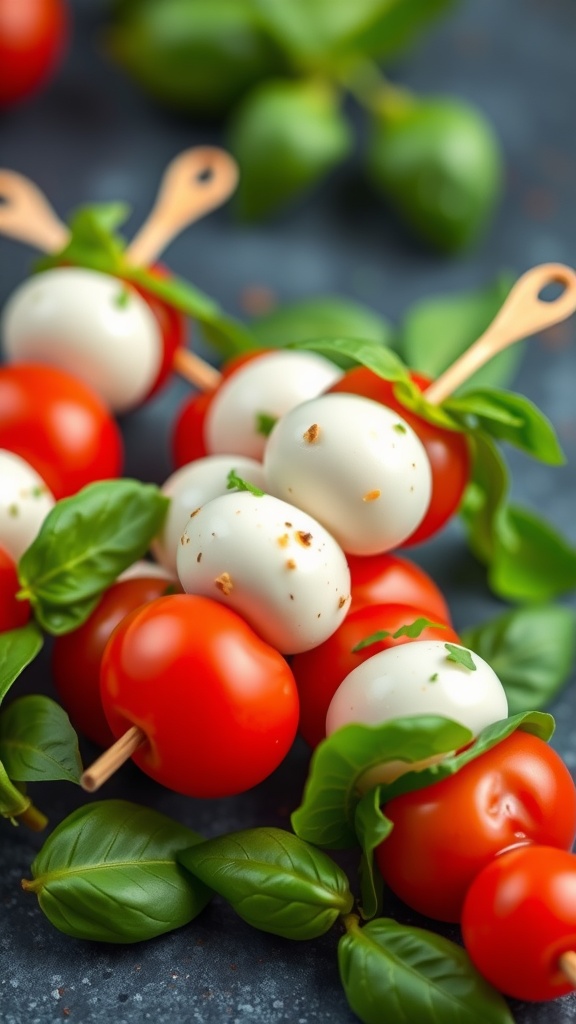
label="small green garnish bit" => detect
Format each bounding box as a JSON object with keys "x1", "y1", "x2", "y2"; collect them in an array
[
  {"x1": 8, "y1": 504, "x2": 19, "y2": 518},
  {"x1": 393, "y1": 422, "x2": 407, "y2": 434},
  {"x1": 445, "y1": 644, "x2": 476, "y2": 671},
  {"x1": 255, "y1": 411, "x2": 278, "y2": 437},
  {"x1": 352, "y1": 618, "x2": 445, "y2": 652},
  {"x1": 31, "y1": 486, "x2": 45, "y2": 499},
  {"x1": 226, "y1": 470, "x2": 265, "y2": 497},
  {"x1": 429, "y1": 673, "x2": 439, "y2": 682},
  {"x1": 114, "y1": 287, "x2": 130, "y2": 308}
]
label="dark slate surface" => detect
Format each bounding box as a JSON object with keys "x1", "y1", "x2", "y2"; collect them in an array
[{"x1": 1, "y1": 0, "x2": 576, "y2": 1021}]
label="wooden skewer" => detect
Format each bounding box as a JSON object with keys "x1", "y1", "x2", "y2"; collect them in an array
[
  {"x1": 560, "y1": 951, "x2": 576, "y2": 986},
  {"x1": 0, "y1": 170, "x2": 70, "y2": 253},
  {"x1": 424, "y1": 262, "x2": 576, "y2": 405},
  {"x1": 80, "y1": 725, "x2": 146, "y2": 792},
  {"x1": 126, "y1": 146, "x2": 239, "y2": 267},
  {"x1": 172, "y1": 346, "x2": 222, "y2": 391}
]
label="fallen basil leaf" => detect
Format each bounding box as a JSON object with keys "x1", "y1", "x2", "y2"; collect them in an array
[
  {"x1": 292, "y1": 336, "x2": 409, "y2": 384},
  {"x1": 0, "y1": 696, "x2": 82, "y2": 784},
  {"x1": 461, "y1": 605, "x2": 576, "y2": 714},
  {"x1": 291, "y1": 716, "x2": 470, "y2": 849},
  {"x1": 0, "y1": 623, "x2": 44, "y2": 705},
  {"x1": 22, "y1": 800, "x2": 212, "y2": 942},
  {"x1": 445, "y1": 389, "x2": 564, "y2": 465},
  {"x1": 339, "y1": 917, "x2": 514, "y2": 1024},
  {"x1": 179, "y1": 827, "x2": 353, "y2": 940},
  {"x1": 488, "y1": 504, "x2": 576, "y2": 603},
  {"x1": 18, "y1": 480, "x2": 169, "y2": 635},
  {"x1": 398, "y1": 273, "x2": 517, "y2": 390},
  {"x1": 230, "y1": 78, "x2": 352, "y2": 220}
]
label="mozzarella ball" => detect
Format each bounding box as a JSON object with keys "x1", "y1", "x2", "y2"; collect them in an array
[
  {"x1": 2, "y1": 267, "x2": 163, "y2": 413},
  {"x1": 152, "y1": 454, "x2": 267, "y2": 574},
  {"x1": 117, "y1": 560, "x2": 177, "y2": 584},
  {"x1": 0, "y1": 450, "x2": 55, "y2": 561},
  {"x1": 326, "y1": 640, "x2": 508, "y2": 783},
  {"x1": 204, "y1": 350, "x2": 343, "y2": 460},
  {"x1": 177, "y1": 491, "x2": 351, "y2": 654},
  {"x1": 264, "y1": 393, "x2": 432, "y2": 556}
]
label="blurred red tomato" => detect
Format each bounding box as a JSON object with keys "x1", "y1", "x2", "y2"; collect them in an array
[{"x1": 0, "y1": 0, "x2": 69, "y2": 107}]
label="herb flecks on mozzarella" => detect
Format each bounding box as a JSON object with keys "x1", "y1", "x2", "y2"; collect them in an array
[
  {"x1": 176, "y1": 491, "x2": 351, "y2": 654},
  {"x1": 0, "y1": 449, "x2": 55, "y2": 560}
]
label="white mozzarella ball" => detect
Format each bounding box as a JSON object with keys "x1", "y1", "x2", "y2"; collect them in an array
[
  {"x1": 204, "y1": 350, "x2": 343, "y2": 460},
  {"x1": 177, "y1": 490, "x2": 351, "y2": 654},
  {"x1": 326, "y1": 639, "x2": 508, "y2": 739},
  {"x1": 2, "y1": 267, "x2": 163, "y2": 413},
  {"x1": 0, "y1": 450, "x2": 55, "y2": 561},
  {"x1": 152, "y1": 454, "x2": 267, "y2": 575},
  {"x1": 264, "y1": 392, "x2": 432, "y2": 556}
]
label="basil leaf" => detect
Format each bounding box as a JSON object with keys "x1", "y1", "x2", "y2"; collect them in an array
[
  {"x1": 18, "y1": 480, "x2": 170, "y2": 634},
  {"x1": 0, "y1": 623, "x2": 43, "y2": 705},
  {"x1": 488, "y1": 504, "x2": 576, "y2": 602},
  {"x1": 339, "y1": 916, "x2": 514, "y2": 1024},
  {"x1": 36, "y1": 203, "x2": 129, "y2": 276},
  {"x1": 291, "y1": 716, "x2": 471, "y2": 849},
  {"x1": 292, "y1": 336, "x2": 410, "y2": 384},
  {"x1": 349, "y1": 0, "x2": 456, "y2": 63},
  {"x1": 253, "y1": 0, "x2": 394, "y2": 65},
  {"x1": 355, "y1": 787, "x2": 390, "y2": 920},
  {"x1": 460, "y1": 433, "x2": 511, "y2": 564},
  {"x1": 0, "y1": 760, "x2": 32, "y2": 822},
  {"x1": 230, "y1": 78, "x2": 352, "y2": 220},
  {"x1": 178, "y1": 827, "x2": 353, "y2": 940},
  {"x1": 250, "y1": 295, "x2": 394, "y2": 366},
  {"x1": 445, "y1": 389, "x2": 565, "y2": 465},
  {"x1": 0, "y1": 696, "x2": 82, "y2": 784},
  {"x1": 461, "y1": 605, "x2": 576, "y2": 714},
  {"x1": 22, "y1": 800, "x2": 212, "y2": 942},
  {"x1": 399, "y1": 274, "x2": 518, "y2": 390}
]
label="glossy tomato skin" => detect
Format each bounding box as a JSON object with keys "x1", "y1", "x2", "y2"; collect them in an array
[
  {"x1": 327, "y1": 367, "x2": 471, "y2": 545},
  {"x1": 292, "y1": 602, "x2": 460, "y2": 749},
  {"x1": 462, "y1": 845, "x2": 576, "y2": 1002},
  {"x1": 172, "y1": 350, "x2": 267, "y2": 468},
  {"x1": 347, "y1": 551, "x2": 451, "y2": 622},
  {"x1": 132, "y1": 264, "x2": 187, "y2": 400},
  {"x1": 0, "y1": 363, "x2": 123, "y2": 499},
  {"x1": 0, "y1": 0, "x2": 69, "y2": 107},
  {"x1": 0, "y1": 544, "x2": 30, "y2": 632},
  {"x1": 100, "y1": 593, "x2": 299, "y2": 797},
  {"x1": 376, "y1": 730, "x2": 576, "y2": 923},
  {"x1": 52, "y1": 576, "x2": 173, "y2": 748}
]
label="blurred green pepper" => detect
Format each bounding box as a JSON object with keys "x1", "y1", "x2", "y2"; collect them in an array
[
  {"x1": 366, "y1": 94, "x2": 503, "y2": 252},
  {"x1": 107, "y1": 0, "x2": 287, "y2": 116}
]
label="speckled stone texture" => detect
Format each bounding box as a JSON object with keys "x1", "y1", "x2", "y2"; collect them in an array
[{"x1": 1, "y1": 0, "x2": 576, "y2": 1021}]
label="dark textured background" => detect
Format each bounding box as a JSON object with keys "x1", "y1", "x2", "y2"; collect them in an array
[{"x1": 1, "y1": 0, "x2": 576, "y2": 1021}]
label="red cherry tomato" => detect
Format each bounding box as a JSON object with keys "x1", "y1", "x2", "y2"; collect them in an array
[
  {"x1": 100, "y1": 593, "x2": 299, "y2": 797},
  {"x1": 462, "y1": 845, "x2": 576, "y2": 1002},
  {"x1": 172, "y1": 350, "x2": 268, "y2": 468},
  {"x1": 347, "y1": 551, "x2": 451, "y2": 622},
  {"x1": 0, "y1": 544, "x2": 30, "y2": 632},
  {"x1": 52, "y1": 576, "x2": 174, "y2": 748},
  {"x1": 0, "y1": 0, "x2": 69, "y2": 107},
  {"x1": 131, "y1": 264, "x2": 188, "y2": 400},
  {"x1": 327, "y1": 368, "x2": 471, "y2": 545},
  {"x1": 0, "y1": 363, "x2": 123, "y2": 499},
  {"x1": 376, "y1": 730, "x2": 576, "y2": 922},
  {"x1": 292, "y1": 602, "x2": 460, "y2": 749}
]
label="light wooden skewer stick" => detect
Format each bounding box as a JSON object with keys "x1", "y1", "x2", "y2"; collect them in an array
[
  {"x1": 424, "y1": 262, "x2": 576, "y2": 405},
  {"x1": 0, "y1": 170, "x2": 70, "y2": 253},
  {"x1": 559, "y1": 951, "x2": 576, "y2": 987},
  {"x1": 81, "y1": 726, "x2": 145, "y2": 792}
]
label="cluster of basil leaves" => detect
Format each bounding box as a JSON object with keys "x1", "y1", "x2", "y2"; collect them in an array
[{"x1": 106, "y1": 0, "x2": 502, "y2": 252}]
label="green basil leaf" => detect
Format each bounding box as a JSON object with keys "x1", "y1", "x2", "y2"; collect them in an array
[
  {"x1": 0, "y1": 696, "x2": 82, "y2": 784},
  {"x1": 291, "y1": 716, "x2": 471, "y2": 849},
  {"x1": 292, "y1": 336, "x2": 410, "y2": 384},
  {"x1": 18, "y1": 480, "x2": 169, "y2": 635},
  {"x1": 460, "y1": 433, "x2": 510, "y2": 564},
  {"x1": 0, "y1": 623, "x2": 44, "y2": 705},
  {"x1": 250, "y1": 295, "x2": 395, "y2": 367},
  {"x1": 489, "y1": 504, "x2": 576, "y2": 603},
  {"x1": 36, "y1": 204, "x2": 129, "y2": 276},
  {"x1": 252, "y1": 0, "x2": 394, "y2": 65},
  {"x1": 445, "y1": 389, "x2": 565, "y2": 465},
  {"x1": 398, "y1": 274, "x2": 518, "y2": 390},
  {"x1": 355, "y1": 787, "x2": 390, "y2": 920},
  {"x1": 0, "y1": 760, "x2": 32, "y2": 822},
  {"x1": 22, "y1": 800, "x2": 212, "y2": 942},
  {"x1": 348, "y1": 0, "x2": 456, "y2": 63},
  {"x1": 230, "y1": 78, "x2": 353, "y2": 220},
  {"x1": 178, "y1": 827, "x2": 353, "y2": 939},
  {"x1": 461, "y1": 605, "x2": 576, "y2": 715},
  {"x1": 339, "y1": 916, "x2": 514, "y2": 1024}
]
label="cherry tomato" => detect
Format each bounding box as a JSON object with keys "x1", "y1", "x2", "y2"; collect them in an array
[
  {"x1": 292, "y1": 602, "x2": 460, "y2": 749},
  {"x1": 375, "y1": 730, "x2": 576, "y2": 922},
  {"x1": 100, "y1": 593, "x2": 299, "y2": 797},
  {"x1": 0, "y1": 543, "x2": 30, "y2": 632},
  {"x1": 52, "y1": 576, "x2": 174, "y2": 748},
  {"x1": 462, "y1": 845, "x2": 576, "y2": 1002},
  {"x1": 0, "y1": 0, "x2": 69, "y2": 107},
  {"x1": 130, "y1": 263, "x2": 187, "y2": 400},
  {"x1": 172, "y1": 350, "x2": 268, "y2": 468},
  {"x1": 347, "y1": 551, "x2": 451, "y2": 622},
  {"x1": 0, "y1": 363, "x2": 123, "y2": 499},
  {"x1": 327, "y1": 368, "x2": 471, "y2": 545}
]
